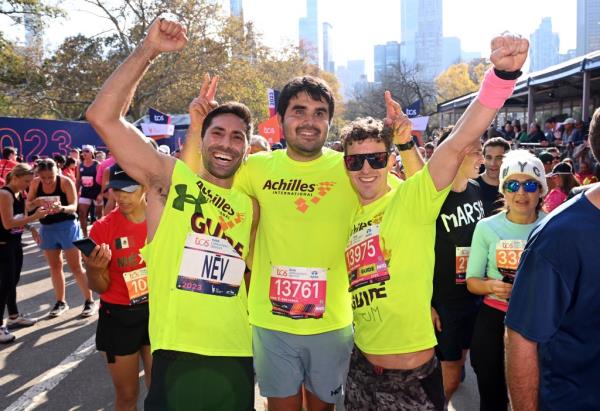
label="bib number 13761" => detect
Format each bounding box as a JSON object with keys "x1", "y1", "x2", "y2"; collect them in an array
[{"x1": 269, "y1": 266, "x2": 326, "y2": 319}]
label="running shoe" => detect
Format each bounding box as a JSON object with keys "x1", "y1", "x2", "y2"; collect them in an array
[
  {"x1": 49, "y1": 301, "x2": 69, "y2": 318},
  {"x1": 7, "y1": 314, "x2": 36, "y2": 328},
  {"x1": 80, "y1": 300, "x2": 97, "y2": 317},
  {"x1": 0, "y1": 326, "x2": 15, "y2": 343}
]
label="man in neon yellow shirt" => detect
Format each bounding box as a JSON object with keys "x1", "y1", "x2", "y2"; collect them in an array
[
  {"x1": 87, "y1": 17, "x2": 258, "y2": 410},
  {"x1": 340, "y1": 34, "x2": 529, "y2": 410}
]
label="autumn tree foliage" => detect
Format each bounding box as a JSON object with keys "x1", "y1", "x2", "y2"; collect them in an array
[{"x1": 435, "y1": 59, "x2": 489, "y2": 103}]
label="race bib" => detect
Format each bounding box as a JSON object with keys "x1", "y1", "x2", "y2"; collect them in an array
[
  {"x1": 81, "y1": 176, "x2": 94, "y2": 187},
  {"x1": 495, "y1": 240, "x2": 526, "y2": 284},
  {"x1": 455, "y1": 247, "x2": 470, "y2": 284},
  {"x1": 345, "y1": 225, "x2": 389, "y2": 291},
  {"x1": 176, "y1": 232, "x2": 246, "y2": 297},
  {"x1": 123, "y1": 267, "x2": 148, "y2": 305},
  {"x1": 269, "y1": 265, "x2": 326, "y2": 319}
]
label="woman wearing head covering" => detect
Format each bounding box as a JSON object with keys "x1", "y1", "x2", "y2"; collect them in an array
[{"x1": 465, "y1": 150, "x2": 547, "y2": 411}]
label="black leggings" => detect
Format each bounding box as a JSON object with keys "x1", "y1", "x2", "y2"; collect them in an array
[
  {"x1": 0, "y1": 239, "x2": 24, "y2": 320},
  {"x1": 469, "y1": 303, "x2": 508, "y2": 411}
]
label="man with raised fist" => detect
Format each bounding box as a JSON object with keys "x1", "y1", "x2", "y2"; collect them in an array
[
  {"x1": 87, "y1": 16, "x2": 258, "y2": 411},
  {"x1": 340, "y1": 34, "x2": 528, "y2": 411}
]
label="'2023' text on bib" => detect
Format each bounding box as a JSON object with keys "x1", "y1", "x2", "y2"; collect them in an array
[{"x1": 177, "y1": 232, "x2": 246, "y2": 297}]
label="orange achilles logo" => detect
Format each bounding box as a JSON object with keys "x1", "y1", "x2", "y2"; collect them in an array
[{"x1": 295, "y1": 181, "x2": 336, "y2": 212}]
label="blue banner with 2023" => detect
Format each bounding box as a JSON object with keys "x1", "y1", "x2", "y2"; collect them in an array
[
  {"x1": 0, "y1": 116, "x2": 182, "y2": 160},
  {"x1": 0, "y1": 117, "x2": 106, "y2": 161}
]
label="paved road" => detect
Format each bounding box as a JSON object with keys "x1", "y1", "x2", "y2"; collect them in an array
[{"x1": 1, "y1": 230, "x2": 480, "y2": 410}]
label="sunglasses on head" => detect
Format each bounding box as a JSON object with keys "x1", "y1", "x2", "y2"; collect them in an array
[
  {"x1": 343, "y1": 152, "x2": 389, "y2": 171},
  {"x1": 504, "y1": 179, "x2": 540, "y2": 193}
]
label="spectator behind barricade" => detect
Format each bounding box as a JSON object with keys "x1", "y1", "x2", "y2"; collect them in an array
[
  {"x1": 502, "y1": 121, "x2": 515, "y2": 141},
  {"x1": 524, "y1": 122, "x2": 545, "y2": 143},
  {"x1": 575, "y1": 159, "x2": 598, "y2": 185},
  {"x1": 477, "y1": 137, "x2": 510, "y2": 216},
  {"x1": 563, "y1": 118, "x2": 583, "y2": 148},
  {"x1": 424, "y1": 142, "x2": 435, "y2": 160},
  {"x1": 514, "y1": 122, "x2": 527, "y2": 142},
  {"x1": 543, "y1": 162, "x2": 579, "y2": 213},
  {"x1": 249, "y1": 135, "x2": 271, "y2": 154},
  {"x1": 544, "y1": 117, "x2": 557, "y2": 144},
  {"x1": 62, "y1": 158, "x2": 77, "y2": 182},
  {"x1": 0, "y1": 147, "x2": 19, "y2": 187}
]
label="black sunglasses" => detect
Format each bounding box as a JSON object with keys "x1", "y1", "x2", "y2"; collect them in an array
[
  {"x1": 343, "y1": 152, "x2": 389, "y2": 171},
  {"x1": 504, "y1": 179, "x2": 540, "y2": 193}
]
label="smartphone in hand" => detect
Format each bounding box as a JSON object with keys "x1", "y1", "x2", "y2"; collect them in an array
[{"x1": 72, "y1": 238, "x2": 98, "y2": 257}]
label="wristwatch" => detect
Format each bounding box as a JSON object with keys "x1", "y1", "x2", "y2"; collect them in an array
[{"x1": 395, "y1": 141, "x2": 415, "y2": 151}]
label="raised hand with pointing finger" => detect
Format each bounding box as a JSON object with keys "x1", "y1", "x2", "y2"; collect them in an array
[
  {"x1": 383, "y1": 91, "x2": 413, "y2": 145},
  {"x1": 182, "y1": 73, "x2": 220, "y2": 171},
  {"x1": 189, "y1": 74, "x2": 219, "y2": 130}
]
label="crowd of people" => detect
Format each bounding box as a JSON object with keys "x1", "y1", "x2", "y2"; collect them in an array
[{"x1": 2, "y1": 16, "x2": 600, "y2": 411}]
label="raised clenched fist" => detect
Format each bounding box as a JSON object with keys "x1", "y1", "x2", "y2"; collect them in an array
[
  {"x1": 490, "y1": 33, "x2": 529, "y2": 72},
  {"x1": 142, "y1": 15, "x2": 188, "y2": 57}
]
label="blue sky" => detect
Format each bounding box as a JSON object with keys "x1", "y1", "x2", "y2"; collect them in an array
[{"x1": 2, "y1": 0, "x2": 577, "y2": 80}]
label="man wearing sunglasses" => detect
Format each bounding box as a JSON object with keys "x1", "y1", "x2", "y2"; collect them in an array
[
  {"x1": 341, "y1": 33, "x2": 529, "y2": 410},
  {"x1": 506, "y1": 107, "x2": 600, "y2": 410}
]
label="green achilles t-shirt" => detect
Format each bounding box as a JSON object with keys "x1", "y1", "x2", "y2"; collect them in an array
[
  {"x1": 141, "y1": 160, "x2": 254, "y2": 356},
  {"x1": 345, "y1": 165, "x2": 450, "y2": 355},
  {"x1": 235, "y1": 149, "x2": 358, "y2": 335}
]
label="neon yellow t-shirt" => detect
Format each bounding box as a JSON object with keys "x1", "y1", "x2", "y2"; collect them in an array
[
  {"x1": 345, "y1": 164, "x2": 450, "y2": 354},
  {"x1": 141, "y1": 160, "x2": 253, "y2": 356},
  {"x1": 235, "y1": 148, "x2": 357, "y2": 335}
]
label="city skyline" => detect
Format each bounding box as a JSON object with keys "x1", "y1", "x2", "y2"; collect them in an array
[{"x1": 2, "y1": 0, "x2": 580, "y2": 81}]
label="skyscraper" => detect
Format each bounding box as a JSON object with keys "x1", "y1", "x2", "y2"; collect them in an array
[
  {"x1": 401, "y1": 0, "x2": 418, "y2": 65},
  {"x1": 299, "y1": 0, "x2": 319, "y2": 66},
  {"x1": 414, "y1": 0, "x2": 443, "y2": 80},
  {"x1": 373, "y1": 41, "x2": 401, "y2": 83},
  {"x1": 230, "y1": 0, "x2": 243, "y2": 19},
  {"x1": 577, "y1": 0, "x2": 600, "y2": 56},
  {"x1": 442, "y1": 37, "x2": 461, "y2": 69},
  {"x1": 530, "y1": 17, "x2": 560, "y2": 72},
  {"x1": 322, "y1": 22, "x2": 334, "y2": 72},
  {"x1": 336, "y1": 60, "x2": 365, "y2": 100}
]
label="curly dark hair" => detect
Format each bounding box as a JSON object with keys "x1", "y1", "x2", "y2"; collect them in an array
[{"x1": 340, "y1": 117, "x2": 393, "y2": 153}]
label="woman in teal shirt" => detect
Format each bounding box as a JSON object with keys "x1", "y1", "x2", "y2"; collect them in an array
[{"x1": 465, "y1": 150, "x2": 547, "y2": 411}]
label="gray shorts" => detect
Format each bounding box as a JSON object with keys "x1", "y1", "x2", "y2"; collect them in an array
[{"x1": 253, "y1": 325, "x2": 353, "y2": 404}]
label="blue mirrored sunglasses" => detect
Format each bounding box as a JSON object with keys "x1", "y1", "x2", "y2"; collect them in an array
[{"x1": 504, "y1": 179, "x2": 540, "y2": 193}]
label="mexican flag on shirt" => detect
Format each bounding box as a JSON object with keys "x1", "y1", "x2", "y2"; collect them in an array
[{"x1": 115, "y1": 237, "x2": 129, "y2": 249}]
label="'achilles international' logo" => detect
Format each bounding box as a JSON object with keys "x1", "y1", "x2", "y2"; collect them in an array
[{"x1": 262, "y1": 179, "x2": 336, "y2": 213}]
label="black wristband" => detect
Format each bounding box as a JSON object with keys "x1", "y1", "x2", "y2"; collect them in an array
[
  {"x1": 395, "y1": 141, "x2": 415, "y2": 151},
  {"x1": 493, "y1": 68, "x2": 522, "y2": 80}
]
